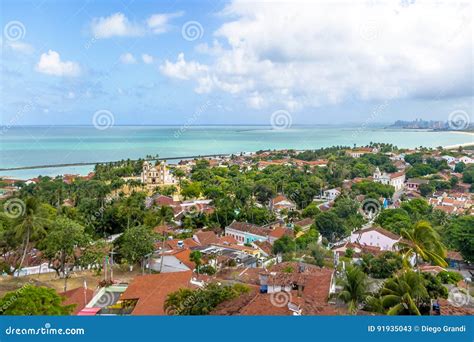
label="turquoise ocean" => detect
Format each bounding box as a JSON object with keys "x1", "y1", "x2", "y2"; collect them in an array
[{"x1": 1, "y1": 125, "x2": 472, "y2": 179}]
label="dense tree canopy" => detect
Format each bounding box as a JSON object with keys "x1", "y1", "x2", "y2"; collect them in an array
[{"x1": 0, "y1": 286, "x2": 74, "y2": 315}]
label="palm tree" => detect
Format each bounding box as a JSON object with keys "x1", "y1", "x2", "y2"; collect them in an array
[
  {"x1": 189, "y1": 250, "x2": 202, "y2": 274},
  {"x1": 398, "y1": 220, "x2": 447, "y2": 268},
  {"x1": 164, "y1": 288, "x2": 194, "y2": 315},
  {"x1": 173, "y1": 168, "x2": 186, "y2": 187},
  {"x1": 15, "y1": 198, "x2": 49, "y2": 270},
  {"x1": 380, "y1": 271, "x2": 429, "y2": 315},
  {"x1": 364, "y1": 295, "x2": 385, "y2": 314},
  {"x1": 338, "y1": 265, "x2": 368, "y2": 314}
]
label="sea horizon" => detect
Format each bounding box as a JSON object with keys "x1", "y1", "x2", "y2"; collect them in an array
[{"x1": 1, "y1": 125, "x2": 472, "y2": 179}]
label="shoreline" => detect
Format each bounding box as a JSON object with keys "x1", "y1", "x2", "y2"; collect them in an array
[
  {"x1": 1, "y1": 130, "x2": 472, "y2": 180},
  {"x1": 443, "y1": 131, "x2": 473, "y2": 149},
  {"x1": 443, "y1": 142, "x2": 474, "y2": 149}
]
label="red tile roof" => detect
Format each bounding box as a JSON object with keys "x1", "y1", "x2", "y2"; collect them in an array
[
  {"x1": 218, "y1": 235, "x2": 238, "y2": 245},
  {"x1": 253, "y1": 240, "x2": 273, "y2": 255},
  {"x1": 268, "y1": 226, "x2": 293, "y2": 239},
  {"x1": 212, "y1": 263, "x2": 336, "y2": 315},
  {"x1": 438, "y1": 299, "x2": 474, "y2": 316},
  {"x1": 447, "y1": 251, "x2": 463, "y2": 261},
  {"x1": 121, "y1": 271, "x2": 193, "y2": 315},
  {"x1": 389, "y1": 171, "x2": 405, "y2": 179},
  {"x1": 193, "y1": 231, "x2": 219, "y2": 246},
  {"x1": 61, "y1": 287, "x2": 94, "y2": 315},
  {"x1": 153, "y1": 225, "x2": 174, "y2": 235},
  {"x1": 172, "y1": 249, "x2": 195, "y2": 270},
  {"x1": 272, "y1": 195, "x2": 292, "y2": 205},
  {"x1": 166, "y1": 238, "x2": 199, "y2": 250},
  {"x1": 227, "y1": 221, "x2": 269, "y2": 237},
  {"x1": 294, "y1": 218, "x2": 314, "y2": 227},
  {"x1": 154, "y1": 195, "x2": 176, "y2": 207}
]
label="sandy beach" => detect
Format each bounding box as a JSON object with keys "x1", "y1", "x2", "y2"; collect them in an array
[{"x1": 443, "y1": 131, "x2": 474, "y2": 149}]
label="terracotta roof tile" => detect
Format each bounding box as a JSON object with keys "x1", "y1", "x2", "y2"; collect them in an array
[
  {"x1": 212, "y1": 263, "x2": 336, "y2": 315},
  {"x1": 438, "y1": 299, "x2": 474, "y2": 316},
  {"x1": 121, "y1": 271, "x2": 193, "y2": 315},
  {"x1": 165, "y1": 238, "x2": 199, "y2": 250},
  {"x1": 61, "y1": 287, "x2": 94, "y2": 315},
  {"x1": 194, "y1": 231, "x2": 219, "y2": 246},
  {"x1": 294, "y1": 218, "x2": 314, "y2": 227}
]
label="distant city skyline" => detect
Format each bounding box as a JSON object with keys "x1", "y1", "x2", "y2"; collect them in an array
[{"x1": 1, "y1": 0, "x2": 472, "y2": 126}]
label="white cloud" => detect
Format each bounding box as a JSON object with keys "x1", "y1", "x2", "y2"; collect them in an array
[
  {"x1": 160, "y1": 0, "x2": 472, "y2": 111},
  {"x1": 36, "y1": 50, "x2": 81, "y2": 77},
  {"x1": 120, "y1": 53, "x2": 137, "y2": 64},
  {"x1": 91, "y1": 12, "x2": 143, "y2": 38},
  {"x1": 6, "y1": 41, "x2": 34, "y2": 54},
  {"x1": 91, "y1": 12, "x2": 183, "y2": 38},
  {"x1": 147, "y1": 11, "x2": 183, "y2": 34},
  {"x1": 142, "y1": 54, "x2": 154, "y2": 64},
  {"x1": 160, "y1": 53, "x2": 208, "y2": 80}
]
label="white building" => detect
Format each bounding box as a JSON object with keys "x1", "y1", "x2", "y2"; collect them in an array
[
  {"x1": 350, "y1": 227, "x2": 402, "y2": 251},
  {"x1": 458, "y1": 156, "x2": 474, "y2": 164},
  {"x1": 270, "y1": 195, "x2": 297, "y2": 213},
  {"x1": 372, "y1": 167, "x2": 405, "y2": 191},
  {"x1": 141, "y1": 161, "x2": 176, "y2": 185},
  {"x1": 441, "y1": 155, "x2": 456, "y2": 164},
  {"x1": 323, "y1": 188, "x2": 341, "y2": 201}
]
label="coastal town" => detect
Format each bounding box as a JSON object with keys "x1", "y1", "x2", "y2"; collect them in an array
[{"x1": 0, "y1": 143, "x2": 473, "y2": 316}]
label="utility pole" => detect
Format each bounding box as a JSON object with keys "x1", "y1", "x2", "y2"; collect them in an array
[
  {"x1": 83, "y1": 279, "x2": 88, "y2": 306},
  {"x1": 63, "y1": 268, "x2": 69, "y2": 293},
  {"x1": 159, "y1": 234, "x2": 167, "y2": 273},
  {"x1": 109, "y1": 248, "x2": 117, "y2": 282}
]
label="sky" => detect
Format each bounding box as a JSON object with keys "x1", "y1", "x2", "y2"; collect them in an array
[{"x1": 1, "y1": 0, "x2": 472, "y2": 126}]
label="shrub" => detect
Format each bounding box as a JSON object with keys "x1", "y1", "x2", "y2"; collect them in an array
[{"x1": 436, "y1": 271, "x2": 463, "y2": 284}]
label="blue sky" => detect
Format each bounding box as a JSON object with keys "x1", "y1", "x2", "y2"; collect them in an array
[{"x1": 1, "y1": 0, "x2": 472, "y2": 126}]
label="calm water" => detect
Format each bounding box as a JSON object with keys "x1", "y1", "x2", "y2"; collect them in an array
[{"x1": 1, "y1": 125, "x2": 472, "y2": 179}]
